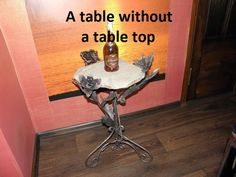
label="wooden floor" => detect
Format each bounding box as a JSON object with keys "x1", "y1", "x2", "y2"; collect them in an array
[{"x1": 38, "y1": 94, "x2": 236, "y2": 177}]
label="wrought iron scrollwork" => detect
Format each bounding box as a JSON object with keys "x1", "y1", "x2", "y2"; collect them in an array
[
  {"x1": 73, "y1": 77, "x2": 115, "y2": 127},
  {"x1": 118, "y1": 68, "x2": 159, "y2": 104},
  {"x1": 133, "y1": 54, "x2": 154, "y2": 73},
  {"x1": 80, "y1": 49, "x2": 100, "y2": 66},
  {"x1": 73, "y1": 75, "x2": 101, "y2": 97}
]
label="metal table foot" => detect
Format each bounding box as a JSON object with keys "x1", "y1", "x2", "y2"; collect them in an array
[{"x1": 85, "y1": 126, "x2": 153, "y2": 168}]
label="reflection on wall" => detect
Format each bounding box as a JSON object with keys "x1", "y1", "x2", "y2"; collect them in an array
[{"x1": 26, "y1": 0, "x2": 170, "y2": 97}]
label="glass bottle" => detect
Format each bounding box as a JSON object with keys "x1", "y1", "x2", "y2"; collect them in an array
[{"x1": 103, "y1": 22, "x2": 119, "y2": 72}]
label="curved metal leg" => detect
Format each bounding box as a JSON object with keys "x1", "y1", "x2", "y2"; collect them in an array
[
  {"x1": 85, "y1": 129, "x2": 115, "y2": 167},
  {"x1": 123, "y1": 136, "x2": 153, "y2": 163}
]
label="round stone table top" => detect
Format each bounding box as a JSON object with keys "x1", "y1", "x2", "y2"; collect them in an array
[{"x1": 73, "y1": 60, "x2": 145, "y2": 90}]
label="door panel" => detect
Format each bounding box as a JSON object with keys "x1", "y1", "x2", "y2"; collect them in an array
[{"x1": 186, "y1": 0, "x2": 236, "y2": 100}]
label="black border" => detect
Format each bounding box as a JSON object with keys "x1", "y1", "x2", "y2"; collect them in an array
[{"x1": 48, "y1": 73, "x2": 165, "y2": 101}]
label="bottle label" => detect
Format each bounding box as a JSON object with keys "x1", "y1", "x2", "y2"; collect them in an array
[{"x1": 105, "y1": 54, "x2": 119, "y2": 71}]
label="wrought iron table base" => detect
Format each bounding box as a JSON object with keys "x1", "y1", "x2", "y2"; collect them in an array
[
  {"x1": 73, "y1": 54, "x2": 158, "y2": 168},
  {"x1": 85, "y1": 96, "x2": 153, "y2": 168},
  {"x1": 85, "y1": 129, "x2": 153, "y2": 168}
]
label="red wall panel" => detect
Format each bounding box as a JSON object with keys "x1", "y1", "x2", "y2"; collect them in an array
[
  {"x1": 0, "y1": 29, "x2": 35, "y2": 177},
  {"x1": 0, "y1": 130, "x2": 24, "y2": 177}
]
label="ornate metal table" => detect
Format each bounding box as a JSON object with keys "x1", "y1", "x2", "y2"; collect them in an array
[{"x1": 73, "y1": 55, "x2": 159, "y2": 168}]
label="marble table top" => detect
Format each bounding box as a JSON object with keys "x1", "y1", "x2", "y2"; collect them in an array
[{"x1": 73, "y1": 60, "x2": 145, "y2": 90}]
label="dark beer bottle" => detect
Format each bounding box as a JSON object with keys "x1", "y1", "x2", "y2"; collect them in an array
[{"x1": 103, "y1": 22, "x2": 119, "y2": 72}]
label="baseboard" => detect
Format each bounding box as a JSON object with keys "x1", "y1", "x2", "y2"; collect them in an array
[
  {"x1": 38, "y1": 101, "x2": 180, "y2": 139},
  {"x1": 31, "y1": 135, "x2": 40, "y2": 177}
]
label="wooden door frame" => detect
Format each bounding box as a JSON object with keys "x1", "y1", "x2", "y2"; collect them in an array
[{"x1": 181, "y1": 0, "x2": 211, "y2": 102}]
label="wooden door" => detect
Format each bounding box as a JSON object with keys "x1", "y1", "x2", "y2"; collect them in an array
[{"x1": 182, "y1": 0, "x2": 236, "y2": 101}]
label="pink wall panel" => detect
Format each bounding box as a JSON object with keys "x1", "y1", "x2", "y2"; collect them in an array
[
  {"x1": 0, "y1": 0, "x2": 55, "y2": 131},
  {"x1": 0, "y1": 129, "x2": 24, "y2": 177},
  {"x1": 0, "y1": 0, "x2": 193, "y2": 133},
  {"x1": 0, "y1": 29, "x2": 35, "y2": 177},
  {"x1": 165, "y1": 0, "x2": 193, "y2": 103}
]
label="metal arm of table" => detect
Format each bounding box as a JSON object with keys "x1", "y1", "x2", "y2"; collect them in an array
[{"x1": 73, "y1": 55, "x2": 158, "y2": 168}]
